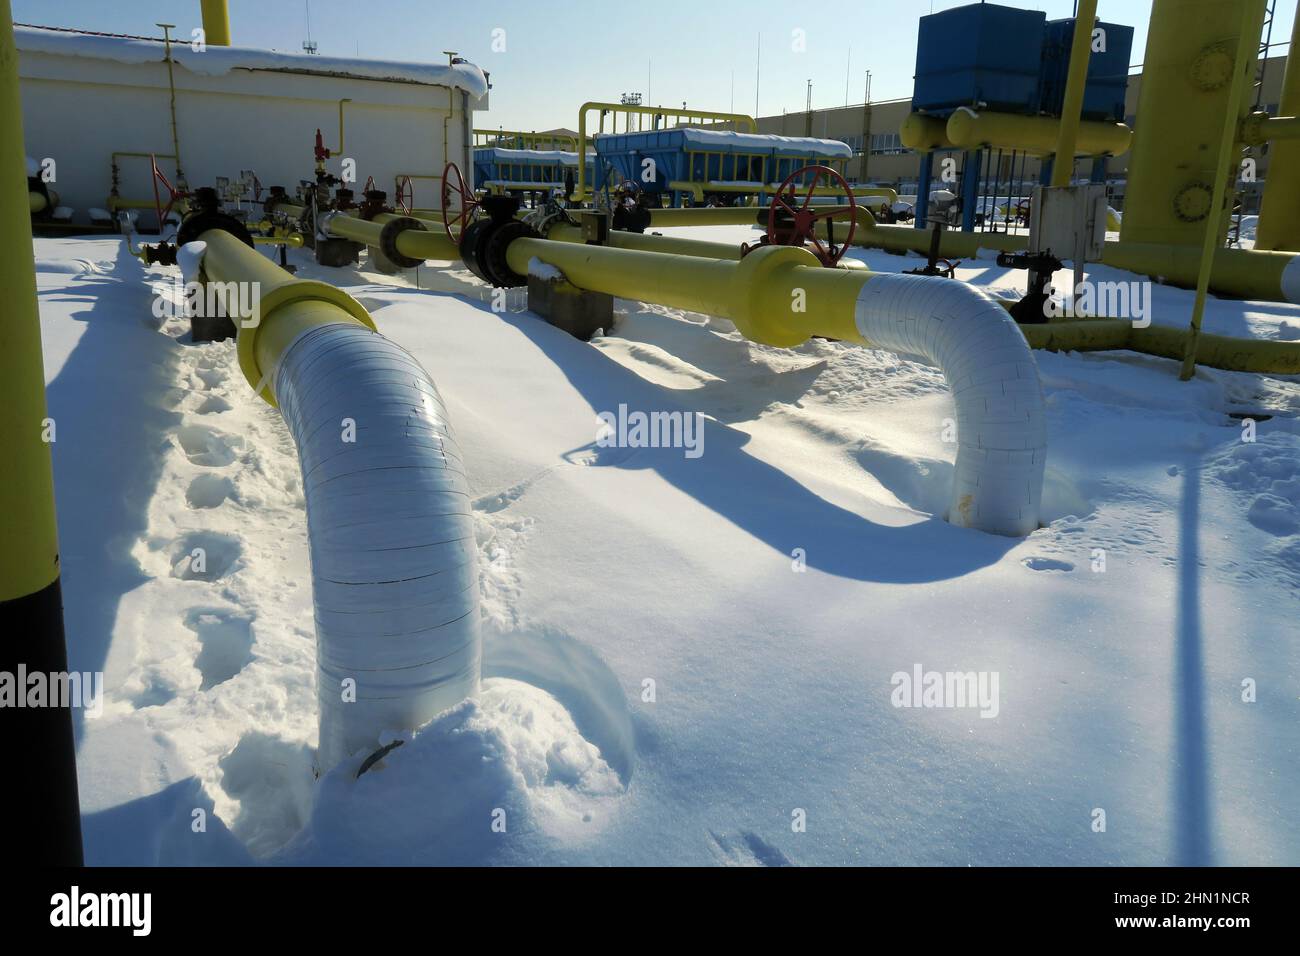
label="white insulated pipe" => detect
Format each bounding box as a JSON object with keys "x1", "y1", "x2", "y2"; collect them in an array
[
  {"x1": 272, "y1": 322, "x2": 480, "y2": 769},
  {"x1": 855, "y1": 273, "x2": 1047, "y2": 536}
]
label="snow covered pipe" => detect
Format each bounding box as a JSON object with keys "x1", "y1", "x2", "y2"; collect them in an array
[
  {"x1": 504, "y1": 239, "x2": 1046, "y2": 535},
  {"x1": 192, "y1": 228, "x2": 480, "y2": 769}
]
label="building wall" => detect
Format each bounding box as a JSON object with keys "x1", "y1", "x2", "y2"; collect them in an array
[
  {"x1": 755, "y1": 54, "x2": 1290, "y2": 198},
  {"x1": 18, "y1": 49, "x2": 477, "y2": 222}
]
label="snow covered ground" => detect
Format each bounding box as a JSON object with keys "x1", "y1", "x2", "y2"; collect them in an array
[{"x1": 35, "y1": 224, "x2": 1299, "y2": 866}]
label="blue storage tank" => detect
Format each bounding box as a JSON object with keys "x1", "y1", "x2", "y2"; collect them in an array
[
  {"x1": 1038, "y1": 18, "x2": 1134, "y2": 122},
  {"x1": 912, "y1": 2, "x2": 1046, "y2": 115}
]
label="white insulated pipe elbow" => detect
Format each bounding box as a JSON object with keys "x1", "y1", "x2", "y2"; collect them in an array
[
  {"x1": 854, "y1": 273, "x2": 1047, "y2": 536},
  {"x1": 272, "y1": 323, "x2": 480, "y2": 770}
]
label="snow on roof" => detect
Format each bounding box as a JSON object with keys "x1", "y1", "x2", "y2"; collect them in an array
[
  {"x1": 678, "y1": 128, "x2": 852, "y2": 158},
  {"x1": 482, "y1": 147, "x2": 590, "y2": 166},
  {"x1": 14, "y1": 25, "x2": 489, "y2": 98}
]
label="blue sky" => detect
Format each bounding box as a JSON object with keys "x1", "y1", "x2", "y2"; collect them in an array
[{"x1": 13, "y1": 1, "x2": 1296, "y2": 131}]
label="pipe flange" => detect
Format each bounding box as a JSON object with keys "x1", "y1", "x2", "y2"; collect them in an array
[
  {"x1": 1174, "y1": 182, "x2": 1214, "y2": 223},
  {"x1": 1240, "y1": 111, "x2": 1269, "y2": 147},
  {"x1": 482, "y1": 220, "x2": 540, "y2": 288},
  {"x1": 378, "y1": 216, "x2": 427, "y2": 269},
  {"x1": 460, "y1": 218, "x2": 492, "y2": 281},
  {"x1": 1190, "y1": 43, "x2": 1234, "y2": 92}
]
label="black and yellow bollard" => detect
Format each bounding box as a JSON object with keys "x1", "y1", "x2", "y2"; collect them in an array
[{"x1": 0, "y1": 0, "x2": 84, "y2": 865}]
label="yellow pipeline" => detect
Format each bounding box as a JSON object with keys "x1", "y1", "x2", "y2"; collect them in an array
[
  {"x1": 505, "y1": 238, "x2": 868, "y2": 347},
  {"x1": 499, "y1": 232, "x2": 1300, "y2": 374},
  {"x1": 324, "y1": 212, "x2": 461, "y2": 262},
  {"x1": 1240, "y1": 111, "x2": 1300, "y2": 145},
  {"x1": 1052, "y1": 0, "x2": 1099, "y2": 184},
  {"x1": 251, "y1": 233, "x2": 304, "y2": 247},
  {"x1": 649, "y1": 206, "x2": 764, "y2": 227},
  {"x1": 1121, "y1": 0, "x2": 1267, "y2": 246},
  {"x1": 197, "y1": 229, "x2": 375, "y2": 405},
  {"x1": 648, "y1": 204, "x2": 882, "y2": 229},
  {"x1": 900, "y1": 113, "x2": 953, "y2": 151},
  {"x1": 1255, "y1": 11, "x2": 1300, "y2": 250},
  {"x1": 855, "y1": 221, "x2": 1028, "y2": 256},
  {"x1": 1024, "y1": 319, "x2": 1300, "y2": 373},
  {"x1": 542, "y1": 221, "x2": 866, "y2": 269},
  {"x1": 1, "y1": 0, "x2": 60, "y2": 600},
  {"x1": 267, "y1": 199, "x2": 307, "y2": 219},
  {"x1": 200, "y1": 0, "x2": 231, "y2": 45},
  {"x1": 946, "y1": 108, "x2": 1132, "y2": 157},
  {"x1": 850, "y1": 220, "x2": 1300, "y2": 303}
]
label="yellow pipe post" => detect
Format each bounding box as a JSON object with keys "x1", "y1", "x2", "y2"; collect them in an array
[
  {"x1": 1052, "y1": 0, "x2": 1099, "y2": 186},
  {"x1": 1180, "y1": 0, "x2": 1263, "y2": 379},
  {"x1": 200, "y1": 0, "x2": 232, "y2": 46},
  {"x1": 1121, "y1": 0, "x2": 1267, "y2": 246},
  {"x1": 1255, "y1": 10, "x2": 1300, "y2": 250},
  {"x1": 0, "y1": 0, "x2": 83, "y2": 865}
]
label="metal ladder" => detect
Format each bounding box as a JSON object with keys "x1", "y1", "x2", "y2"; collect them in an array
[{"x1": 1229, "y1": 0, "x2": 1276, "y2": 247}]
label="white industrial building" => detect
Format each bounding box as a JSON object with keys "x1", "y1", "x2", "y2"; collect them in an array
[{"x1": 15, "y1": 24, "x2": 488, "y2": 223}]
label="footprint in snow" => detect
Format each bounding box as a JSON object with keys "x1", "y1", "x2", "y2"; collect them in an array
[
  {"x1": 1021, "y1": 556, "x2": 1074, "y2": 572},
  {"x1": 708, "y1": 830, "x2": 793, "y2": 867}
]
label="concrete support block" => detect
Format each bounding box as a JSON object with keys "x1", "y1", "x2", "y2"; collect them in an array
[{"x1": 527, "y1": 271, "x2": 613, "y2": 341}]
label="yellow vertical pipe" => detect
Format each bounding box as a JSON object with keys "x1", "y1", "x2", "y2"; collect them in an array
[
  {"x1": 1, "y1": 2, "x2": 60, "y2": 601},
  {"x1": 1180, "y1": 0, "x2": 1263, "y2": 379},
  {"x1": 1254, "y1": 10, "x2": 1300, "y2": 250},
  {"x1": 1121, "y1": 0, "x2": 1266, "y2": 246},
  {"x1": 200, "y1": 0, "x2": 231, "y2": 46},
  {"x1": 1052, "y1": 0, "x2": 1099, "y2": 186},
  {"x1": 0, "y1": 0, "x2": 84, "y2": 866}
]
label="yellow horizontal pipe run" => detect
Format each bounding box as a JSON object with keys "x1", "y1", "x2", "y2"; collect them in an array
[
  {"x1": 505, "y1": 237, "x2": 868, "y2": 347},
  {"x1": 900, "y1": 113, "x2": 953, "y2": 151},
  {"x1": 1023, "y1": 319, "x2": 1300, "y2": 374},
  {"x1": 857, "y1": 222, "x2": 1029, "y2": 256},
  {"x1": 946, "y1": 108, "x2": 1133, "y2": 156},
  {"x1": 648, "y1": 207, "x2": 764, "y2": 227},
  {"x1": 1240, "y1": 112, "x2": 1300, "y2": 145},
  {"x1": 267, "y1": 201, "x2": 306, "y2": 219},
  {"x1": 1101, "y1": 241, "x2": 1300, "y2": 303},
  {"x1": 251, "y1": 233, "x2": 303, "y2": 247},
  {"x1": 197, "y1": 229, "x2": 375, "y2": 405},
  {"x1": 547, "y1": 222, "x2": 743, "y2": 259},
  {"x1": 325, "y1": 213, "x2": 460, "y2": 262},
  {"x1": 370, "y1": 211, "x2": 450, "y2": 233},
  {"x1": 852, "y1": 223, "x2": 1300, "y2": 303},
  {"x1": 665, "y1": 180, "x2": 898, "y2": 203}
]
